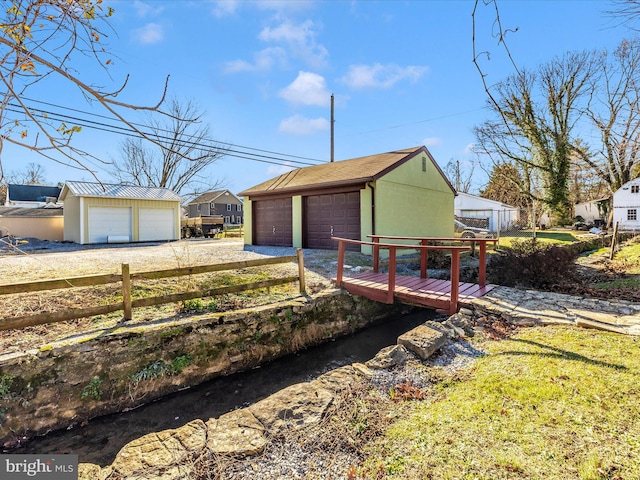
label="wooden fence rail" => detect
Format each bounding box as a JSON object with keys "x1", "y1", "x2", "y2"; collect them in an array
[{"x1": 0, "y1": 250, "x2": 306, "y2": 332}]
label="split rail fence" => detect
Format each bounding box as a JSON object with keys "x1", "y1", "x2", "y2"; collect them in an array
[{"x1": 0, "y1": 250, "x2": 306, "y2": 332}]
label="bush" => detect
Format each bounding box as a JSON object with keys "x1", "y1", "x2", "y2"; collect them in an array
[{"x1": 487, "y1": 239, "x2": 581, "y2": 289}]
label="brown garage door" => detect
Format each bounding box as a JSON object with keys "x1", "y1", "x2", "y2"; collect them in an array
[
  {"x1": 304, "y1": 192, "x2": 360, "y2": 250},
  {"x1": 253, "y1": 198, "x2": 293, "y2": 247}
]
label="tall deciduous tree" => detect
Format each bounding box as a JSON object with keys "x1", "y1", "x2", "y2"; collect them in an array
[
  {"x1": 473, "y1": 52, "x2": 595, "y2": 225},
  {"x1": 443, "y1": 158, "x2": 475, "y2": 193},
  {"x1": 111, "y1": 99, "x2": 225, "y2": 195},
  {"x1": 0, "y1": 0, "x2": 168, "y2": 182},
  {"x1": 575, "y1": 38, "x2": 640, "y2": 193}
]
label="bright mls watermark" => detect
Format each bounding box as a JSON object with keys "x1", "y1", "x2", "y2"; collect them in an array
[{"x1": 0, "y1": 454, "x2": 78, "y2": 479}]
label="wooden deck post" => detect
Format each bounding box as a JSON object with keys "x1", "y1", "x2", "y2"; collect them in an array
[
  {"x1": 372, "y1": 237, "x2": 380, "y2": 273},
  {"x1": 387, "y1": 246, "x2": 396, "y2": 304},
  {"x1": 478, "y1": 242, "x2": 487, "y2": 287},
  {"x1": 420, "y1": 239, "x2": 428, "y2": 279},
  {"x1": 296, "y1": 248, "x2": 306, "y2": 293},
  {"x1": 336, "y1": 240, "x2": 345, "y2": 286},
  {"x1": 449, "y1": 250, "x2": 460, "y2": 315},
  {"x1": 122, "y1": 263, "x2": 132, "y2": 320}
]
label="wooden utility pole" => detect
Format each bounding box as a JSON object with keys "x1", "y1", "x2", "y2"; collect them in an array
[{"x1": 330, "y1": 93, "x2": 334, "y2": 162}]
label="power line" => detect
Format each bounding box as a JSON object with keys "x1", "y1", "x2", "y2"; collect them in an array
[{"x1": 6, "y1": 95, "x2": 327, "y2": 167}]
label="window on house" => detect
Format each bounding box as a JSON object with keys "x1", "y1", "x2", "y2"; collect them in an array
[
  {"x1": 422, "y1": 157, "x2": 427, "y2": 172},
  {"x1": 628, "y1": 209, "x2": 637, "y2": 221},
  {"x1": 237, "y1": 204, "x2": 242, "y2": 211},
  {"x1": 224, "y1": 216, "x2": 230, "y2": 223},
  {"x1": 632, "y1": 185, "x2": 639, "y2": 194},
  {"x1": 226, "y1": 204, "x2": 231, "y2": 211}
]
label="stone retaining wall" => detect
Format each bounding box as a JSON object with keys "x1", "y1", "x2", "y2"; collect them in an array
[{"x1": 0, "y1": 289, "x2": 408, "y2": 447}]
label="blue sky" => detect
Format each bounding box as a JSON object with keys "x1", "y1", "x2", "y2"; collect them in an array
[{"x1": 3, "y1": 0, "x2": 628, "y2": 195}]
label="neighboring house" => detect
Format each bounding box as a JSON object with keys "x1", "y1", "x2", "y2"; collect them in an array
[
  {"x1": 186, "y1": 189, "x2": 243, "y2": 225},
  {"x1": 59, "y1": 181, "x2": 182, "y2": 244},
  {"x1": 613, "y1": 178, "x2": 640, "y2": 231},
  {"x1": 574, "y1": 197, "x2": 610, "y2": 224},
  {"x1": 0, "y1": 206, "x2": 63, "y2": 241},
  {"x1": 6, "y1": 184, "x2": 62, "y2": 208},
  {"x1": 238, "y1": 146, "x2": 455, "y2": 252},
  {"x1": 454, "y1": 192, "x2": 519, "y2": 233}
]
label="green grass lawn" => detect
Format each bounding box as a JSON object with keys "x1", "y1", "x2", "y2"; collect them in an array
[
  {"x1": 361, "y1": 326, "x2": 640, "y2": 479},
  {"x1": 498, "y1": 229, "x2": 586, "y2": 248}
]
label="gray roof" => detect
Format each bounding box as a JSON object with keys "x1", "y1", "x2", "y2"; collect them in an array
[
  {"x1": 0, "y1": 206, "x2": 63, "y2": 217},
  {"x1": 189, "y1": 189, "x2": 242, "y2": 205},
  {"x1": 60, "y1": 181, "x2": 182, "y2": 202},
  {"x1": 8, "y1": 184, "x2": 61, "y2": 202}
]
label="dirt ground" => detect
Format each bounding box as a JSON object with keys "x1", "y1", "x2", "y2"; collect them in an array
[{"x1": 0, "y1": 237, "x2": 375, "y2": 353}]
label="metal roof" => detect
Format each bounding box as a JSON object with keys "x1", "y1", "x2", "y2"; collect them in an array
[{"x1": 60, "y1": 181, "x2": 182, "y2": 202}]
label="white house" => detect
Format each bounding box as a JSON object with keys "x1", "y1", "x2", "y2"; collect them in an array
[
  {"x1": 613, "y1": 178, "x2": 640, "y2": 231},
  {"x1": 59, "y1": 181, "x2": 183, "y2": 244},
  {"x1": 454, "y1": 192, "x2": 519, "y2": 233},
  {"x1": 574, "y1": 197, "x2": 610, "y2": 224}
]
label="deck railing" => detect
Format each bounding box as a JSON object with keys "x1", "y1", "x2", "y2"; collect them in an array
[
  {"x1": 367, "y1": 235, "x2": 498, "y2": 287},
  {"x1": 332, "y1": 237, "x2": 471, "y2": 311}
]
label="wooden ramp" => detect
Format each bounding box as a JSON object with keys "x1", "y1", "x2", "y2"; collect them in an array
[{"x1": 339, "y1": 271, "x2": 495, "y2": 313}]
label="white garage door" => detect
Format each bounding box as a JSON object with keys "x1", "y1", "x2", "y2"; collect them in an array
[
  {"x1": 88, "y1": 207, "x2": 132, "y2": 244},
  {"x1": 139, "y1": 208, "x2": 176, "y2": 242}
]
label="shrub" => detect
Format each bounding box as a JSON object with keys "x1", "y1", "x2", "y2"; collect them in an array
[{"x1": 487, "y1": 239, "x2": 581, "y2": 289}]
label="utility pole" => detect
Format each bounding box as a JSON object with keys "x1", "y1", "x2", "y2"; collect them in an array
[{"x1": 330, "y1": 93, "x2": 334, "y2": 162}]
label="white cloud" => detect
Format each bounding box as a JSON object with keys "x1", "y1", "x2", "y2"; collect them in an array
[
  {"x1": 341, "y1": 63, "x2": 428, "y2": 90},
  {"x1": 422, "y1": 137, "x2": 441, "y2": 147},
  {"x1": 464, "y1": 143, "x2": 476, "y2": 154},
  {"x1": 223, "y1": 47, "x2": 287, "y2": 73},
  {"x1": 266, "y1": 162, "x2": 296, "y2": 176},
  {"x1": 211, "y1": 0, "x2": 241, "y2": 18},
  {"x1": 133, "y1": 0, "x2": 164, "y2": 17},
  {"x1": 279, "y1": 114, "x2": 329, "y2": 135},
  {"x1": 132, "y1": 23, "x2": 164, "y2": 45},
  {"x1": 259, "y1": 19, "x2": 328, "y2": 69},
  {"x1": 279, "y1": 72, "x2": 330, "y2": 106}
]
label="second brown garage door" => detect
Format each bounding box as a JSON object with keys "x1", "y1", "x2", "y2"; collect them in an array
[
  {"x1": 253, "y1": 198, "x2": 293, "y2": 247},
  {"x1": 304, "y1": 192, "x2": 360, "y2": 250}
]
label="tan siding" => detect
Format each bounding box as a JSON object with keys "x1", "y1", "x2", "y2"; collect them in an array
[
  {"x1": 79, "y1": 197, "x2": 180, "y2": 244},
  {"x1": 63, "y1": 196, "x2": 81, "y2": 243},
  {"x1": 0, "y1": 216, "x2": 63, "y2": 241}
]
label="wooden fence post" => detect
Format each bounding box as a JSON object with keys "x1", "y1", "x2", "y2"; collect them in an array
[
  {"x1": 122, "y1": 264, "x2": 132, "y2": 320},
  {"x1": 296, "y1": 248, "x2": 306, "y2": 294}
]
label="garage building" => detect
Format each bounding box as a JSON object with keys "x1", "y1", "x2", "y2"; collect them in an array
[
  {"x1": 239, "y1": 146, "x2": 455, "y2": 252},
  {"x1": 60, "y1": 181, "x2": 182, "y2": 244}
]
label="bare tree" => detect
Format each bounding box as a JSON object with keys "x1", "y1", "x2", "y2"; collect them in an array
[
  {"x1": 574, "y1": 38, "x2": 640, "y2": 193},
  {"x1": 8, "y1": 162, "x2": 47, "y2": 185},
  {"x1": 473, "y1": 51, "x2": 596, "y2": 225},
  {"x1": 0, "y1": 0, "x2": 170, "y2": 182},
  {"x1": 111, "y1": 99, "x2": 225, "y2": 195},
  {"x1": 443, "y1": 158, "x2": 475, "y2": 193}
]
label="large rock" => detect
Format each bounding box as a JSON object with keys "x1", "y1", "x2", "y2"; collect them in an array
[
  {"x1": 365, "y1": 344, "x2": 409, "y2": 369},
  {"x1": 206, "y1": 409, "x2": 266, "y2": 456},
  {"x1": 109, "y1": 419, "x2": 207, "y2": 479},
  {"x1": 248, "y1": 382, "x2": 334, "y2": 433},
  {"x1": 397, "y1": 323, "x2": 447, "y2": 360}
]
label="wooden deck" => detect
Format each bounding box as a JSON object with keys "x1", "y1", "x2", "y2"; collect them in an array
[
  {"x1": 332, "y1": 235, "x2": 498, "y2": 315},
  {"x1": 339, "y1": 271, "x2": 495, "y2": 313}
]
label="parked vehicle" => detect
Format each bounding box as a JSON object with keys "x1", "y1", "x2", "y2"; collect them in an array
[
  {"x1": 181, "y1": 216, "x2": 224, "y2": 238},
  {"x1": 454, "y1": 219, "x2": 494, "y2": 238}
]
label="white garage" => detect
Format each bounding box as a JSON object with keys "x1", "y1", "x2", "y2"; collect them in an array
[
  {"x1": 88, "y1": 207, "x2": 133, "y2": 243},
  {"x1": 139, "y1": 208, "x2": 176, "y2": 242},
  {"x1": 60, "y1": 181, "x2": 182, "y2": 245}
]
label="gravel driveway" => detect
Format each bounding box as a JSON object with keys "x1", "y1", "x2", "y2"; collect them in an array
[{"x1": 0, "y1": 237, "x2": 351, "y2": 284}]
